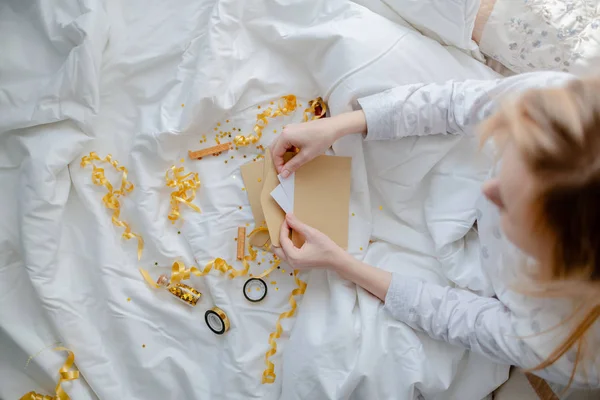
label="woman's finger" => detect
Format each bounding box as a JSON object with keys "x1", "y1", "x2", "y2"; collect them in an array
[
  {"x1": 285, "y1": 213, "x2": 312, "y2": 237},
  {"x1": 279, "y1": 219, "x2": 297, "y2": 255},
  {"x1": 271, "y1": 135, "x2": 293, "y2": 174},
  {"x1": 272, "y1": 245, "x2": 286, "y2": 262}
]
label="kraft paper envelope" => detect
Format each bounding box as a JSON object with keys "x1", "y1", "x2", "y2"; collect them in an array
[
  {"x1": 240, "y1": 160, "x2": 270, "y2": 247},
  {"x1": 292, "y1": 155, "x2": 351, "y2": 249},
  {"x1": 260, "y1": 149, "x2": 287, "y2": 247}
]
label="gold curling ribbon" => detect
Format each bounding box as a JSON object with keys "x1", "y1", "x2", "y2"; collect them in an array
[
  {"x1": 21, "y1": 347, "x2": 79, "y2": 400},
  {"x1": 302, "y1": 97, "x2": 327, "y2": 122},
  {"x1": 262, "y1": 270, "x2": 307, "y2": 384},
  {"x1": 165, "y1": 165, "x2": 201, "y2": 223},
  {"x1": 247, "y1": 226, "x2": 271, "y2": 248},
  {"x1": 81, "y1": 152, "x2": 144, "y2": 260},
  {"x1": 234, "y1": 95, "x2": 298, "y2": 147},
  {"x1": 252, "y1": 258, "x2": 280, "y2": 280},
  {"x1": 140, "y1": 246, "x2": 258, "y2": 287}
]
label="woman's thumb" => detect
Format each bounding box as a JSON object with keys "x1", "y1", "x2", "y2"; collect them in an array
[{"x1": 285, "y1": 214, "x2": 311, "y2": 236}]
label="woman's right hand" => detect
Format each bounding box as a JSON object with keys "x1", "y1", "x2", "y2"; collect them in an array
[
  {"x1": 270, "y1": 110, "x2": 367, "y2": 177},
  {"x1": 270, "y1": 118, "x2": 339, "y2": 178}
]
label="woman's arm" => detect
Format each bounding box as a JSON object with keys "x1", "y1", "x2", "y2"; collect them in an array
[
  {"x1": 273, "y1": 214, "x2": 591, "y2": 387},
  {"x1": 271, "y1": 71, "x2": 572, "y2": 176},
  {"x1": 356, "y1": 71, "x2": 573, "y2": 141},
  {"x1": 337, "y1": 263, "x2": 592, "y2": 388}
]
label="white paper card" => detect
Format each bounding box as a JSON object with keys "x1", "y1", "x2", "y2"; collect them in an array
[
  {"x1": 270, "y1": 184, "x2": 293, "y2": 214},
  {"x1": 277, "y1": 173, "x2": 295, "y2": 206}
]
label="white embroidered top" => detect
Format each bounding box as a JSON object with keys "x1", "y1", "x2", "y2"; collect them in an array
[{"x1": 357, "y1": 71, "x2": 600, "y2": 388}]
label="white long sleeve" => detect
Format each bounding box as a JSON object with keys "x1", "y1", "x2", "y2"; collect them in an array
[
  {"x1": 384, "y1": 274, "x2": 598, "y2": 388},
  {"x1": 357, "y1": 71, "x2": 573, "y2": 141}
]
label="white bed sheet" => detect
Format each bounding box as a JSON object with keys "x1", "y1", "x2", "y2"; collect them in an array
[{"x1": 0, "y1": 0, "x2": 506, "y2": 399}]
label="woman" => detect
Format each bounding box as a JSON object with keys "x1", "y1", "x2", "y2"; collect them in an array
[{"x1": 270, "y1": 71, "x2": 600, "y2": 388}]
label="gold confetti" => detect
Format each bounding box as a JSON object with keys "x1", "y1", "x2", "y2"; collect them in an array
[
  {"x1": 360, "y1": 247, "x2": 363, "y2": 251},
  {"x1": 127, "y1": 297, "x2": 131, "y2": 302},
  {"x1": 352, "y1": 213, "x2": 355, "y2": 216},
  {"x1": 226, "y1": 119, "x2": 230, "y2": 123},
  {"x1": 181, "y1": 103, "x2": 185, "y2": 107},
  {"x1": 271, "y1": 281, "x2": 276, "y2": 285},
  {"x1": 242, "y1": 187, "x2": 246, "y2": 191},
  {"x1": 142, "y1": 344, "x2": 146, "y2": 348},
  {"x1": 276, "y1": 287, "x2": 279, "y2": 291},
  {"x1": 379, "y1": 206, "x2": 383, "y2": 210}
]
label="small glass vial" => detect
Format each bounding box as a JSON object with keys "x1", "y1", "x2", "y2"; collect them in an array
[{"x1": 157, "y1": 275, "x2": 202, "y2": 307}]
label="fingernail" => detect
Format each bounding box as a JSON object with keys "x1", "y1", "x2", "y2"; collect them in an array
[{"x1": 281, "y1": 169, "x2": 290, "y2": 178}]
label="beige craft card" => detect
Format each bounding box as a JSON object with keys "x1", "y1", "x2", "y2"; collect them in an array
[
  {"x1": 240, "y1": 160, "x2": 270, "y2": 247},
  {"x1": 292, "y1": 155, "x2": 351, "y2": 249}
]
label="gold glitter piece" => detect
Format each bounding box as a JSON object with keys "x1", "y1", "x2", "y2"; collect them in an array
[
  {"x1": 271, "y1": 281, "x2": 276, "y2": 285},
  {"x1": 352, "y1": 213, "x2": 355, "y2": 216},
  {"x1": 181, "y1": 103, "x2": 184, "y2": 107},
  {"x1": 360, "y1": 247, "x2": 363, "y2": 251},
  {"x1": 127, "y1": 297, "x2": 131, "y2": 302},
  {"x1": 142, "y1": 344, "x2": 146, "y2": 348},
  {"x1": 379, "y1": 206, "x2": 383, "y2": 210}
]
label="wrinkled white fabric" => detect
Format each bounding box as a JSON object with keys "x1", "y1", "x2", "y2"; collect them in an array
[{"x1": 1, "y1": 0, "x2": 512, "y2": 399}]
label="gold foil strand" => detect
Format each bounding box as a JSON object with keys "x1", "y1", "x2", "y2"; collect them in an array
[
  {"x1": 81, "y1": 152, "x2": 144, "y2": 260},
  {"x1": 261, "y1": 270, "x2": 307, "y2": 384},
  {"x1": 20, "y1": 347, "x2": 79, "y2": 400},
  {"x1": 234, "y1": 95, "x2": 298, "y2": 147},
  {"x1": 302, "y1": 97, "x2": 327, "y2": 121},
  {"x1": 165, "y1": 165, "x2": 201, "y2": 223}
]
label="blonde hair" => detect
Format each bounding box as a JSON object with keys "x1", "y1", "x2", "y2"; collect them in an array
[{"x1": 480, "y1": 77, "x2": 600, "y2": 388}]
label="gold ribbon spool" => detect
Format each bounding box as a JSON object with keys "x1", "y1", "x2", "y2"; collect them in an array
[
  {"x1": 206, "y1": 306, "x2": 230, "y2": 334},
  {"x1": 165, "y1": 165, "x2": 201, "y2": 223},
  {"x1": 20, "y1": 347, "x2": 80, "y2": 400},
  {"x1": 261, "y1": 270, "x2": 307, "y2": 384},
  {"x1": 81, "y1": 152, "x2": 144, "y2": 260}
]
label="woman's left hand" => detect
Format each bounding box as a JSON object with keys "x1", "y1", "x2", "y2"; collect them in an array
[{"x1": 272, "y1": 214, "x2": 348, "y2": 271}]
